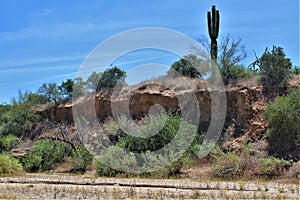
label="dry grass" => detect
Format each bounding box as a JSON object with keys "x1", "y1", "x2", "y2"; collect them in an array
[{"x1": 0, "y1": 174, "x2": 299, "y2": 199}]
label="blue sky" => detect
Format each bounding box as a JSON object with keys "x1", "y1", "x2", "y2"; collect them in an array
[{"x1": 0, "y1": 0, "x2": 299, "y2": 103}]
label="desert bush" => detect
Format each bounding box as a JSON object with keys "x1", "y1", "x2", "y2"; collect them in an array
[
  {"x1": 211, "y1": 144, "x2": 292, "y2": 179},
  {"x1": 117, "y1": 114, "x2": 196, "y2": 153},
  {"x1": 258, "y1": 157, "x2": 292, "y2": 178},
  {"x1": 211, "y1": 148, "x2": 243, "y2": 179},
  {"x1": 96, "y1": 146, "x2": 137, "y2": 177},
  {"x1": 96, "y1": 161, "x2": 120, "y2": 177},
  {"x1": 0, "y1": 134, "x2": 19, "y2": 151},
  {"x1": 265, "y1": 88, "x2": 300, "y2": 160},
  {"x1": 220, "y1": 65, "x2": 254, "y2": 85},
  {"x1": 97, "y1": 114, "x2": 198, "y2": 177},
  {"x1": 20, "y1": 140, "x2": 69, "y2": 172},
  {"x1": 286, "y1": 161, "x2": 300, "y2": 178},
  {"x1": 0, "y1": 153, "x2": 22, "y2": 175},
  {"x1": 168, "y1": 54, "x2": 210, "y2": 78},
  {"x1": 71, "y1": 145, "x2": 93, "y2": 173},
  {"x1": 259, "y1": 46, "x2": 292, "y2": 97},
  {"x1": 189, "y1": 138, "x2": 217, "y2": 158},
  {"x1": 0, "y1": 101, "x2": 40, "y2": 137}
]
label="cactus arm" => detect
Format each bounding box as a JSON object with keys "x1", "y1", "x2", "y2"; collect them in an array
[
  {"x1": 207, "y1": 12, "x2": 213, "y2": 39},
  {"x1": 215, "y1": 10, "x2": 220, "y2": 38}
]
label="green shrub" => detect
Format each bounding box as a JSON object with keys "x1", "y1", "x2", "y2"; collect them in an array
[
  {"x1": 265, "y1": 88, "x2": 300, "y2": 160},
  {"x1": 0, "y1": 134, "x2": 19, "y2": 151},
  {"x1": 291, "y1": 66, "x2": 300, "y2": 75},
  {"x1": 189, "y1": 138, "x2": 217, "y2": 158},
  {"x1": 96, "y1": 146, "x2": 137, "y2": 177},
  {"x1": 0, "y1": 102, "x2": 40, "y2": 137},
  {"x1": 117, "y1": 114, "x2": 196, "y2": 153},
  {"x1": 96, "y1": 114, "x2": 198, "y2": 177},
  {"x1": 88, "y1": 66, "x2": 126, "y2": 91},
  {"x1": 258, "y1": 157, "x2": 292, "y2": 178},
  {"x1": 96, "y1": 161, "x2": 119, "y2": 177},
  {"x1": 211, "y1": 148, "x2": 243, "y2": 179},
  {"x1": 220, "y1": 65, "x2": 254, "y2": 85},
  {"x1": 168, "y1": 54, "x2": 209, "y2": 78},
  {"x1": 20, "y1": 140, "x2": 69, "y2": 172},
  {"x1": 211, "y1": 145, "x2": 293, "y2": 179},
  {"x1": 259, "y1": 46, "x2": 292, "y2": 97},
  {"x1": 0, "y1": 153, "x2": 22, "y2": 175},
  {"x1": 71, "y1": 146, "x2": 93, "y2": 173}
]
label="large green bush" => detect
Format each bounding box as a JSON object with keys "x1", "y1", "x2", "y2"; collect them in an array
[
  {"x1": 71, "y1": 145, "x2": 93, "y2": 173},
  {"x1": 96, "y1": 114, "x2": 198, "y2": 177},
  {"x1": 0, "y1": 102, "x2": 40, "y2": 137},
  {"x1": 259, "y1": 46, "x2": 292, "y2": 97},
  {"x1": 0, "y1": 153, "x2": 22, "y2": 175},
  {"x1": 265, "y1": 88, "x2": 300, "y2": 160},
  {"x1": 20, "y1": 140, "x2": 69, "y2": 172}
]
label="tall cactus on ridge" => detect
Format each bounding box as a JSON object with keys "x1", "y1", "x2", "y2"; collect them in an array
[{"x1": 207, "y1": 5, "x2": 220, "y2": 75}]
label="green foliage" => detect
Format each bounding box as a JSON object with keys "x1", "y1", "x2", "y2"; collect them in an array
[
  {"x1": 96, "y1": 146, "x2": 137, "y2": 177},
  {"x1": 291, "y1": 66, "x2": 300, "y2": 75},
  {"x1": 0, "y1": 134, "x2": 19, "y2": 151},
  {"x1": 265, "y1": 89, "x2": 300, "y2": 160},
  {"x1": 189, "y1": 138, "x2": 216, "y2": 158},
  {"x1": 71, "y1": 145, "x2": 93, "y2": 173},
  {"x1": 20, "y1": 140, "x2": 69, "y2": 172},
  {"x1": 90, "y1": 66, "x2": 126, "y2": 90},
  {"x1": 220, "y1": 65, "x2": 254, "y2": 84},
  {"x1": 58, "y1": 79, "x2": 74, "y2": 99},
  {"x1": 259, "y1": 46, "x2": 292, "y2": 97},
  {"x1": 117, "y1": 114, "x2": 195, "y2": 153},
  {"x1": 96, "y1": 114, "x2": 198, "y2": 177},
  {"x1": 0, "y1": 104, "x2": 10, "y2": 123},
  {"x1": 169, "y1": 54, "x2": 209, "y2": 78},
  {"x1": 86, "y1": 71, "x2": 100, "y2": 90},
  {"x1": 211, "y1": 148, "x2": 243, "y2": 179},
  {"x1": 211, "y1": 144, "x2": 293, "y2": 179},
  {"x1": 0, "y1": 153, "x2": 22, "y2": 175},
  {"x1": 38, "y1": 83, "x2": 62, "y2": 103},
  {"x1": 0, "y1": 101, "x2": 39, "y2": 137},
  {"x1": 72, "y1": 77, "x2": 87, "y2": 97},
  {"x1": 258, "y1": 157, "x2": 292, "y2": 178}
]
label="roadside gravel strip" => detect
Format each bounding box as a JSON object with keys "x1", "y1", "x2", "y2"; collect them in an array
[{"x1": 0, "y1": 174, "x2": 299, "y2": 199}]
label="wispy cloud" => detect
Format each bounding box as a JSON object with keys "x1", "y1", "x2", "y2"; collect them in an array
[
  {"x1": 0, "y1": 54, "x2": 85, "y2": 69},
  {"x1": 114, "y1": 55, "x2": 173, "y2": 66}
]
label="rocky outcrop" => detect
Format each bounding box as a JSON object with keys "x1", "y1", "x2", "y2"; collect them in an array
[{"x1": 39, "y1": 82, "x2": 263, "y2": 136}]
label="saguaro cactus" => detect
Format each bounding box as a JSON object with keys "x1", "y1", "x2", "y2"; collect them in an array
[{"x1": 207, "y1": 5, "x2": 220, "y2": 73}]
